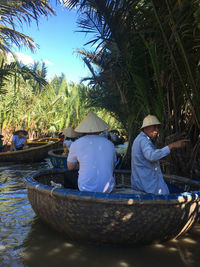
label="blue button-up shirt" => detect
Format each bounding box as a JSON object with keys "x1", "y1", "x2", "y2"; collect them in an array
[
  {"x1": 12, "y1": 135, "x2": 26, "y2": 149},
  {"x1": 131, "y1": 132, "x2": 170, "y2": 195}
]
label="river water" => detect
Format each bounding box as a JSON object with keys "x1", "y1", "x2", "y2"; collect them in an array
[{"x1": 0, "y1": 160, "x2": 200, "y2": 267}]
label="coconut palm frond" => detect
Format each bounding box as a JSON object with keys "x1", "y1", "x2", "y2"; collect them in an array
[{"x1": 0, "y1": 0, "x2": 55, "y2": 52}]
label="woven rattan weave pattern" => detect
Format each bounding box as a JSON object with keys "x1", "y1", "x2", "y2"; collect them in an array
[{"x1": 25, "y1": 169, "x2": 200, "y2": 245}]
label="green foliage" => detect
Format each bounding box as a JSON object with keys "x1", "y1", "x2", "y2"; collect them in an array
[
  {"x1": 1, "y1": 0, "x2": 200, "y2": 176},
  {"x1": 0, "y1": 0, "x2": 54, "y2": 53},
  {"x1": 64, "y1": 0, "x2": 200, "y2": 174},
  {"x1": 0, "y1": 63, "x2": 121, "y2": 139}
]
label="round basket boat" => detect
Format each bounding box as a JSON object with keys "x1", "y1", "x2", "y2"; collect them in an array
[
  {"x1": 48, "y1": 148, "x2": 122, "y2": 169},
  {"x1": 24, "y1": 169, "x2": 200, "y2": 245},
  {"x1": 48, "y1": 148, "x2": 68, "y2": 169}
]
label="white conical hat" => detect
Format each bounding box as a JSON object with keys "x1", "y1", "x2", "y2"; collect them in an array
[
  {"x1": 62, "y1": 127, "x2": 79, "y2": 138},
  {"x1": 141, "y1": 115, "x2": 161, "y2": 129},
  {"x1": 75, "y1": 111, "x2": 110, "y2": 133}
]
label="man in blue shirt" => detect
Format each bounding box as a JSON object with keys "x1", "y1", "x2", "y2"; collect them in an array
[
  {"x1": 131, "y1": 115, "x2": 188, "y2": 195},
  {"x1": 10, "y1": 129, "x2": 28, "y2": 151}
]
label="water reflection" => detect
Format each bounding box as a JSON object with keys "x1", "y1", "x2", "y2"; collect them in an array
[
  {"x1": 0, "y1": 161, "x2": 49, "y2": 266},
  {"x1": 0, "y1": 160, "x2": 200, "y2": 267},
  {"x1": 20, "y1": 219, "x2": 200, "y2": 267}
]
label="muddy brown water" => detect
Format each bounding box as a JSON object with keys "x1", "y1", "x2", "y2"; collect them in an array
[{"x1": 0, "y1": 160, "x2": 200, "y2": 267}]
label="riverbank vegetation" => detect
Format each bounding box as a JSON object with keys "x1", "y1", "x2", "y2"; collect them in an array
[
  {"x1": 0, "y1": 0, "x2": 200, "y2": 179},
  {"x1": 0, "y1": 66, "x2": 122, "y2": 140}
]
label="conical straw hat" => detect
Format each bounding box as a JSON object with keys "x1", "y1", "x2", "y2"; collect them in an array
[
  {"x1": 75, "y1": 111, "x2": 110, "y2": 133},
  {"x1": 62, "y1": 127, "x2": 79, "y2": 138}
]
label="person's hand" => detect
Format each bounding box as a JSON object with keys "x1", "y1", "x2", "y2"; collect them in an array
[{"x1": 168, "y1": 139, "x2": 190, "y2": 150}]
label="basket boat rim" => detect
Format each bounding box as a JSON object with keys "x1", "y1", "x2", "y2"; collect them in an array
[
  {"x1": 48, "y1": 148, "x2": 67, "y2": 159},
  {"x1": 0, "y1": 141, "x2": 60, "y2": 156},
  {"x1": 24, "y1": 168, "x2": 200, "y2": 204}
]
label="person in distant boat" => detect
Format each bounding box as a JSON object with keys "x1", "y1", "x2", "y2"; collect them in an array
[
  {"x1": 62, "y1": 127, "x2": 80, "y2": 154},
  {"x1": 58, "y1": 132, "x2": 65, "y2": 142},
  {"x1": 0, "y1": 131, "x2": 4, "y2": 152},
  {"x1": 67, "y1": 111, "x2": 117, "y2": 192},
  {"x1": 10, "y1": 129, "x2": 28, "y2": 151},
  {"x1": 131, "y1": 115, "x2": 189, "y2": 195},
  {"x1": 52, "y1": 131, "x2": 59, "y2": 138},
  {"x1": 99, "y1": 129, "x2": 110, "y2": 139}
]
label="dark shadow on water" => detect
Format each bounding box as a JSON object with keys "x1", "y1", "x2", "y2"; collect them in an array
[{"x1": 19, "y1": 217, "x2": 200, "y2": 267}]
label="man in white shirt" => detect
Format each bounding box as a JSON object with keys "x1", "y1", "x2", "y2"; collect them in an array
[{"x1": 67, "y1": 111, "x2": 117, "y2": 193}]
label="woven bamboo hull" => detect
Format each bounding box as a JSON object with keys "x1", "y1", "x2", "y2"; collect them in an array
[
  {"x1": 48, "y1": 149, "x2": 68, "y2": 169},
  {"x1": 0, "y1": 141, "x2": 60, "y2": 163},
  {"x1": 25, "y1": 169, "x2": 200, "y2": 245}
]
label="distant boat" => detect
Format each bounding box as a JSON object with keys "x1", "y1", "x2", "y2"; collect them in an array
[
  {"x1": 0, "y1": 141, "x2": 60, "y2": 163},
  {"x1": 25, "y1": 168, "x2": 200, "y2": 245},
  {"x1": 28, "y1": 137, "x2": 60, "y2": 143},
  {"x1": 48, "y1": 148, "x2": 68, "y2": 169},
  {"x1": 48, "y1": 148, "x2": 122, "y2": 169}
]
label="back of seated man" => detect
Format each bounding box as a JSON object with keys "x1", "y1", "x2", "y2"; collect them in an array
[{"x1": 67, "y1": 111, "x2": 117, "y2": 193}]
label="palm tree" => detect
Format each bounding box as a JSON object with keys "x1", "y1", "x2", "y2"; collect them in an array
[
  {"x1": 64, "y1": 0, "x2": 200, "y2": 174},
  {"x1": 0, "y1": 0, "x2": 55, "y2": 53},
  {"x1": 64, "y1": 1, "x2": 156, "y2": 167},
  {"x1": 0, "y1": 1, "x2": 55, "y2": 94}
]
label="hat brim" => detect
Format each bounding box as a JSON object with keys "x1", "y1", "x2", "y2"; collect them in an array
[
  {"x1": 75, "y1": 112, "x2": 110, "y2": 133},
  {"x1": 14, "y1": 130, "x2": 28, "y2": 136},
  {"x1": 141, "y1": 123, "x2": 162, "y2": 129},
  {"x1": 65, "y1": 133, "x2": 80, "y2": 138},
  {"x1": 63, "y1": 127, "x2": 80, "y2": 138}
]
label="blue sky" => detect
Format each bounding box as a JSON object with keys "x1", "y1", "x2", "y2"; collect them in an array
[{"x1": 14, "y1": 2, "x2": 92, "y2": 83}]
